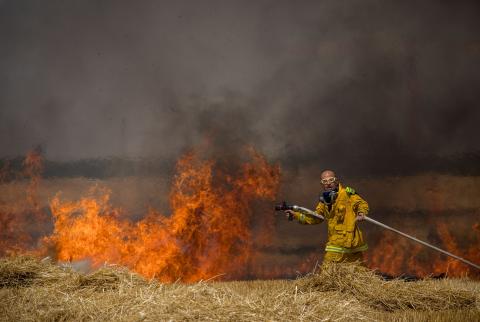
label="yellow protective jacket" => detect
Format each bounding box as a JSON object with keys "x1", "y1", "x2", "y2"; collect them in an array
[{"x1": 293, "y1": 184, "x2": 369, "y2": 254}]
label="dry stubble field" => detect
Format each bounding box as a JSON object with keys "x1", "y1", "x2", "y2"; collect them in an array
[{"x1": 1, "y1": 257, "x2": 479, "y2": 322}]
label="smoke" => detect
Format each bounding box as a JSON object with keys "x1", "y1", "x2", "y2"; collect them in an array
[{"x1": 1, "y1": 0, "x2": 480, "y2": 176}]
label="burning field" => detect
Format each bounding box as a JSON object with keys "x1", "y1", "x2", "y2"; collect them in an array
[
  {"x1": 1, "y1": 150, "x2": 480, "y2": 320},
  {"x1": 0, "y1": 149, "x2": 284, "y2": 281},
  {"x1": 1, "y1": 150, "x2": 480, "y2": 280},
  {"x1": 3, "y1": 1, "x2": 480, "y2": 320}
]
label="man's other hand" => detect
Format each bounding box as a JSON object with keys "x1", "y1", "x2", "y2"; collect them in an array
[
  {"x1": 356, "y1": 212, "x2": 366, "y2": 222},
  {"x1": 285, "y1": 210, "x2": 295, "y2": 221}
]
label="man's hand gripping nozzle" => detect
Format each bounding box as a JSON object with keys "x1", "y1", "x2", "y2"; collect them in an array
[{"x1": 275, "y1": 201, "x2": 325, "y2": 221}]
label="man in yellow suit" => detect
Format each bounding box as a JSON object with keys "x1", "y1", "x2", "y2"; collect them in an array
[{"x1": 285, "y1": 170, "x2": 369, "y2": 263}]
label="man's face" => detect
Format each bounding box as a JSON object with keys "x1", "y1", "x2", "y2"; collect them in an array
[{"x1": 320, "y1": 171, "x2": 338, "y2": 191}]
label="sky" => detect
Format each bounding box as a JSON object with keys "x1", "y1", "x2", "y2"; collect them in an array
[{"x1": 1, "y1": 0, "x2": 480, "y2": 176}]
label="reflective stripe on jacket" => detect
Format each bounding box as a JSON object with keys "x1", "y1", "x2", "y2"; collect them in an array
[{"x1": 325, "y1": 244, "x2": 368, "y2": 253}]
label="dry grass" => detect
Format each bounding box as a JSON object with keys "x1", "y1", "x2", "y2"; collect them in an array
[
  {"x1": 0, "y1": 256, "x2": 75, "y2": 288},
  {"x1": 296, "y1": 262, "x2": 477, "y2": 311},
  {"x1": 0, "y1": 256, "x2": 479, "y2": 321}
]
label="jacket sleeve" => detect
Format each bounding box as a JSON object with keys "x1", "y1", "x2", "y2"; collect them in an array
[
  {"x1": 293, "y1": 202, "x2": 325, "y2": 225},
  {"x1": 350, "y1": 193, "x2": 369, "y2": 215}
]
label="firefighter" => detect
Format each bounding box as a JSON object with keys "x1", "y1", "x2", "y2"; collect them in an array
[{"x1": 285, "y1": 170, "x2": 369, "y2": 263}]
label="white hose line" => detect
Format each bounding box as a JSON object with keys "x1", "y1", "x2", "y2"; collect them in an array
[{"x1": 365, "y1": 216, "x2": 480, "y2": 270}]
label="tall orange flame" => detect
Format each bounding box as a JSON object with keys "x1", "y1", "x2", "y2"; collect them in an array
[
  {"x1": 42, "y1": 149, "x2": 280, "y2": 282},
  {"x1": 1, "y1": 149, "x2": 479, "y2": 280}
]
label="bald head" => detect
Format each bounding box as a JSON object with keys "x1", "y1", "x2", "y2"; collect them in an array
[
  {"x1": 320, "y1": 169, "x2": 338, "y2": 191},
  {"x1": 320, "y1": 170, "x2": 336, "y2": 179}
]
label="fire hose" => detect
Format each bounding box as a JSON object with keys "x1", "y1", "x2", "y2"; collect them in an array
[{"x1": 275, "y1": 202, "x2": 480, "y2": 270}]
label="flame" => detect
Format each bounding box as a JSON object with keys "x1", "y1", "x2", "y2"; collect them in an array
[
  {"x1": 0, "y1": 150, "x2": 45, "y2": 256},
  {"x1": 1, "y1": 149, "x2": 479, "y2": 281},
  {"x1": 366, "y1": 220, "x2": 480, "y2": 278},
  {"x1": 42, "y1": 149, "x2": 281, "y2": 282},
  {"x1": 366, "y1": 180, "x2": 479, "y2": 278}
]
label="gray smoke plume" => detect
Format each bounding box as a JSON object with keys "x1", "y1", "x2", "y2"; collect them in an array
[{"x1": 1, "y1": 0, "x2": 480, "y2": 176}]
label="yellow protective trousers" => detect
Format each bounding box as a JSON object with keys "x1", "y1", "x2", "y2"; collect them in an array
[{"x1": 323, "y1": 251, "x2": 364, "y2": 264}]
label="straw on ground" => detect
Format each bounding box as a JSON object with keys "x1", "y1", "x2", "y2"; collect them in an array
[{"x1": 0, "y1": 256, "x2": 478, "y2": 321}]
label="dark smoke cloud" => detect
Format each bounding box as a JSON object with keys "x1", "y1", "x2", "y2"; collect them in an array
[{"x1": 1, "y1": 0, "x2": 480, "y2": 176}]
